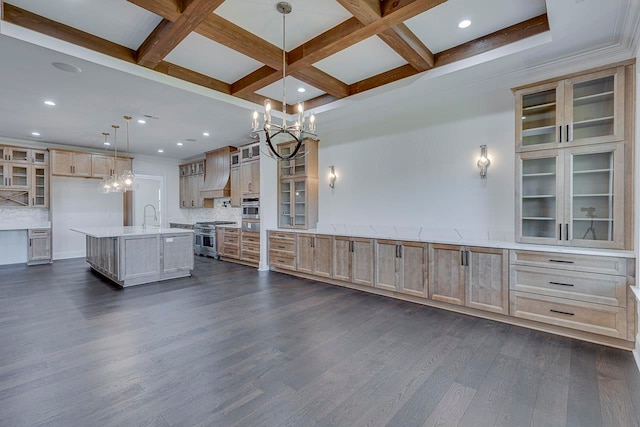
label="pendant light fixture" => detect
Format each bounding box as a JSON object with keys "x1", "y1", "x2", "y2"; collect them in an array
[
  {"x1": 250, "y1": 2, "x2": 317, "y2": 161},
  {"x1": 108, "y1": 124, "x2": 124, "y2": 192},
  {"x1": 100, "y1": 132, "x2": 112, "y2": 193},
  {"x1": 121, "y1": 115, "x2": 135, "y2": 191}
]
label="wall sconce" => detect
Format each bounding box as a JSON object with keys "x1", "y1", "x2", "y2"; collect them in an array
[
  {"x1": 328, "y1": 165, "x2": 336, "y2": 188},
  {"x1": 477, "y1": 145, "x2": 491, "y2": 179}
]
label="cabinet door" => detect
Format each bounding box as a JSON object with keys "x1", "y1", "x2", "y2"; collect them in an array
[
  {"x1": 297, "y1": 234, "x2": 314, "y2": 274},
  {"x1": 28, "y1": 231, "x2": 51, "y2": 263},
  {"x1": 250, "y1": 160, "x2": 260, "y2": 195},
  {"x1": 216, "y1": 228, "x2": 225, "y2": 256},
  {"x1": 516, "y1": 81, "x2": 564, "y2": 152},
  {"x1": 73, "y1": 153, "x2": 92, "y2": 177},
  {"x1": 194, "y1": 173, "x2": 204, "y2": 208},
  {"x1": 279, "y1": 180, "x2": 292, "y2": 227},
  {"x1": 516, "y1": 150, "x2": 563, "y2": 245},
  {"x1": 115, "y1": 158, "x2": 131, "y2": 175},
  {"x1": 429, "y1": 244, "x2": 465, "y2": 306},
  {"x1": 230, "y1": 166, "x2": 240, "y2": 207},
  {"x1": 564, "y1": 142, "x2": 625, "y2": 249},
  {"x1": 240, "y1": 161, "x2": 251, "y2": 195},
  {"x1": 179, "y1": 176, "x2": 188, "y2": 208},
  {"x1": 399, "y1": 241, "x2": 428, "y2": 298},
  {"x1": 565, "y1": 66, "x2": 625, "y2": 146},
  {"x1": 466, "y1": 247, "x2": 508, "y2": 314},
  {"x1": 333, "y1": 236, "x2": 351, "y2": 282},
  {"x1": 292, "y1": 179, "x2": 307, "y2": 228},
  {"x1": 92, "y1": 154, "x2": 113, "y2": 178},
  {"x1": 375, "y1": 239, "x2": 399, "y2": 292},
  {"x1": 314, "y1": 235, "x2": 333, "y2": 279},
  {"x1": 7, "y1": 148, "x2": 30, "y2": 163},
  {"x1": 31, "y1": 166, "x2": 49, "y2": 207},
  {"x1": 5, "y1": 164, "x2": 29, "y2": 188},
  {"x1": 352, "y1": 238, "x2": 374, "y2": 287},
  {"x1": 31, "y1": 150, "x2": 48, "y2": 165},
  {"x1": 51, "y1": 151, "x2": 74, "y2": 176}
]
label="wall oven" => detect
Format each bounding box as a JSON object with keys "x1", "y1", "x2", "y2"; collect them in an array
[{"x1": 241, "y1": 197, "x2": 260, "y2": 219}]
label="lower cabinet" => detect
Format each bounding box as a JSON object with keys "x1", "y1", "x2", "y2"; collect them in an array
[
  {"x1": 240, "y1": 231, "x2": 260, "y2": 265},
  {"x1": 297, "y1": 234, "x2": 333, "y2": 278},
  {"x1": 375, "y1": 240, "x2": 428, "y2": 298},
  {"x1": 428, "y1": 244, "x2": 508, "y2": 314},
  {"x1": 268, "y1": 231, "x2": 297, "y2": 270},
  {"x1": 27, "y1": 228, "x2": 51, "y2": 265},
  {"x1": 334, "y1": 236, "x2": 374, "y2": 286},
  {"x1": 218, "y1": 227, "x2": 239, "y2": 259}
]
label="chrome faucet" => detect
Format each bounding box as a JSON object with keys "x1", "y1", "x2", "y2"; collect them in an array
[{"x1": 142, "y1": 204, "x2": 158, "y2": 230}]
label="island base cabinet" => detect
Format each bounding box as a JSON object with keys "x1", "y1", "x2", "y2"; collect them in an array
[
  {"x1": 121, "y1": 236, "x2": 160, "y2": 280},
  {"x1": 162, "y1": 234, "x2": 194, "y2": 272}
]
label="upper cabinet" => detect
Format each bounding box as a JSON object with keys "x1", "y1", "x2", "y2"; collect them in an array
[
  {"x1": 277, "y1": 139, "x2": 319, "y2": 229},
  {"x1": 0, "y1": 144, "x2": 49, "y2": 208},
  {"x1": 241, "y1": 142, "x2": 260, "y2": 162},
  {"x1": 179, "y1": 160, "x2": 205, "y2": 209},
  {"x1": 0, "y1": 146, "x2": 30, "y2": 163},
  {"x1": 515, "y1": 66, "x2": 626, "y2": 152},
  {"x1": 50, "y1": 150, "x2": 92, "y2": 177}
]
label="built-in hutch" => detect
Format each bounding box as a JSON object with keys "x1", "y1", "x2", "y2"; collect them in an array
[
  {"x1": 0, "y1": 145, "x2": 49, "y2": 208},
  {"x1": 267, "y1": 60, "x2": 637, "y2": 350},
  {"x1": 277, "y1": 139, "x2": 318, "y2": 229},
  {"x1": 179, "y1": 160, "x2": 205, "y2": 209}
]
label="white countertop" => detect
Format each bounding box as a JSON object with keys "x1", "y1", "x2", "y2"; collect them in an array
[
  {"x1": 267, "y1": 227, "x2": 636, "y2": 259},
  {"x1": 71, "y1": 226, "x2": 194, "y2": 238},
  {"x1": 0, "y1": 222, "x2": 51, "y2": 231}
]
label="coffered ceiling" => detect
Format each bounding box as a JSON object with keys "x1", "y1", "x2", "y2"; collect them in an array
[{"x1": 0, "y1": 0, "x2": 636, "y2": 158}]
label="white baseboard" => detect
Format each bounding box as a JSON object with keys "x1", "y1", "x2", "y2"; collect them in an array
[{"x1": 53, "y1": 251, "x2": 85, "y2": 260}]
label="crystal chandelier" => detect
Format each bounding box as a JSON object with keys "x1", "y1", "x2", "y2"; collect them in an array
[{"x1": 250, "y1": 2, "x2": 317, "y2": 161}]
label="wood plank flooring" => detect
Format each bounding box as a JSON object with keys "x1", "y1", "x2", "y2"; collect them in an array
[{"x1": 0, "y1": 257, "x2": 639, "y2": 426}]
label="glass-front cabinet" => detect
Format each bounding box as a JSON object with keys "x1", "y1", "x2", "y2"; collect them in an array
[
  {"x1": 277, "y1": 139, "x2": 318, "y2": 230},
  {"x1": 0, "y1": 163, "x2": 29, "y2": 188},
  {"x1": 516, "y1": 66, "x2": 625, "y2": 152},
  {"x1": 279, "y1": 179, "x2": 308, "y2": 228},
  {"x1": 31, "y1": 166, "x2": 48, "y2": 207},
  {"x1": 279, "y1": 141, "x2": 307, "y2": 178},
  {"x1": 516, "y1": 142, "x2": 625, "y2": 249}
]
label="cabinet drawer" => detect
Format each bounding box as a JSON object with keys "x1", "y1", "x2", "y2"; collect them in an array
[
  {"x1": 242, "y1": 232, "x2": 260, "y2": 244},
  {"x1": 28, "y1": 229, "x2": 50, "y2": 237},
  {"x1": 223, "y1": 235, "x2": 239, "y2": 245},
  {"x1": 269, "y1": 251, "x2": 296, "y2": 270},
  {"x1": 510, "y1": 291, "x2": 627, "y2": 339},
  {"x1": 223, "y1": 245, "x2": 239, "y2": 259},
  {"x1": 224, "y1": 228, "x2": 240, "y2": 236},
  {"x1": 242, "y1": 242, "x2": 260, "y2": 254},
  {"x1": 268, "y1": 231, "x2": 296, "y2": 242},
  {"x1": 241, "y1": 251, "x2": 260, "y2": 263},
  {"x1": 510, "y1": 250, "x2": 628, "y2": 275},
  {"x1": 511, "y1": 265, "x2": 627, "y2": 307},
  {"x1": 269, "y1": 240, "x2": 295, "y2": 254}
]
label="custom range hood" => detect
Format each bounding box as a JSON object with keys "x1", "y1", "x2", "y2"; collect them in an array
[{"x1": 200, "y1": 146, "x2": 236, "y2": 199}]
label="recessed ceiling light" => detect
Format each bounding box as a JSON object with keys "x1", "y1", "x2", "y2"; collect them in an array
[
  {"x1": 104, "y1": 142, "x2": 111, "y2": 146},
  {"x1": 202, "y1": 132, "x2": 210, "y2": 137},
  {"x1": 458, "y1": 19, "x2": 471, "y2": 29},
  {"x1": 158, "y1": 149, "x2": 164, "y2": 153},
  {"x1": 177, "y1": 142, "x2": 183, "y2": 146},
  {"x1": 297, "y1": 87, "x2": 306, "y2": 93},
  {"x1": 31, "y1": 132, "x2": 40, "y2": 136},
  {"x1": 51, "y1": 62, "x2": 81, "y2": 73},
  {"x1": 44, "y1": 100, "x2": 56, "y2": 106},
  {"x1": 138, "y1": 119, "x2": 146, "y2": 124}
]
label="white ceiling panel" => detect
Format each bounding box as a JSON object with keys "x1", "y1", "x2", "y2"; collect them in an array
[
  {"x1": 314, "y1": 36, "x2": 407, "y2": 85},
  {"x1": 6, "y1": 0, "x2": 162, "y2": 50},
  {"x1": 255, "y1": 76, "x2": 325, "y2": 105},
  {"x1": 405, "y1": 0, "x2": 547, "y2": 54},
  {"x1": 164, "y1": 33, "x2": 263, "y2": 84},
  {"x1": 214, "y1": 0, "x2": 352, "y2": 50}
]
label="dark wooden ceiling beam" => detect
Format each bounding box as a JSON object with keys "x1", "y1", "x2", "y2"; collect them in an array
[
  {"x1": 154, "y1": 61, "x2": 230, "y2": 94},
  {"x1": 337, "y1": 0, "x2": 433, "y2": 71},
  {"x1": 292, "y1": 68, "x2": 349, "y2": 98},
  {"x1": 349, "y1": 64, "x2": 418, "y2": 95},
  {"x1": 2, "y1": 3, "x2": 136, "y2": 63},
  {"x1": 435, "y1": 14, "x2": 550, "y2": 67},
  {"x1": 128, "y1": 0, "x2": 181, "y2": 22},
  {"x1": 231, "y1": 66, "x2": 281, "y2": 95},
  {"x1": 136, "y1": 0, "x2": 226, "y2": 68}
]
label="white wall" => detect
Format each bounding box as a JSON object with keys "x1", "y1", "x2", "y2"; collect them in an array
[
  {"x1": 133, "y1": 155, "x2": 184, "y2": 227},
  {"x1": 51, "y1": 177, "x2": 123, "y2": 259},
  {"x1": 316, "y1": 74, "x2": 515, "y2": 237}
]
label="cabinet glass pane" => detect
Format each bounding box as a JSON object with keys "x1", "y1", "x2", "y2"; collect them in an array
[
  {"x1": 280, "y1": 146, "x2": 292, "y2": 177},
  {"x1": 294, "y1": 181, "x2": 306, "y2": 225},
  {"x1": 572, "y1": 76, "x2": 614, "y2": 140},
  {"x1": 12, "y1": 150, "x2": 29, "y2": 162},
  {"x1": 33, "y1": 151, "x2": 46, "y2": 163},
  {"x1": 0, "y1": 164, "x2": 4, "y2": 184},
  {"x1": 294, "y1": 143, "x2": 306, "y2": 175},
  {"x1": 11, "y1": 166, "x2": 28, "y2": 186},
  {"x1": 280, "y1": 181, "x2": 291, "y2": 227},
  {"x1": 250, "y1": 145, "x2": 260, "y2": 157},
  {"x1": 521, "y1": 157, "x2": 556, "y2": 238},
  {"x1": 571, "y1": 151, "x2": 614, "y2": 241},
  {"x1": 521, "y1": 89, "x2": 557, "y2": 146}
]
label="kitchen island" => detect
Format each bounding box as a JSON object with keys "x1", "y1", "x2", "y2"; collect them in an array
[{"x1": 72, "y1": 226, "x2": 194, "y2": 287}]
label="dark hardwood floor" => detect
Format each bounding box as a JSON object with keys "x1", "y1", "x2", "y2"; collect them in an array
[{"x1": 1, "y1": 257, "x2": 639, "y2": 427}]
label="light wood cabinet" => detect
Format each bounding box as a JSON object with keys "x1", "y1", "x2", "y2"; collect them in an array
[
  {"x1": 27, "y1": 229, "x2": 51, "y2": 265},
  {"x1": 332, "y1": 236, "x2": 374, "y2": 286},
  {"x1": 218, "y1": 227, "x2": 239, "y2": 259},
  {"x1": 268, "y1": 231, "x2": 297, "y2": 270},
  {"x1": 230, "y1": 151, "x2": 241, "y2": 207},
  {"x1": 297, "y1": 234, "x2": 333, "y2": 278},
  {"x1": 51, "y1": 150, "x2": 92, "y2": 177},
  {"x1": 277, "y1": 139, "x2": 319, "y2": 229},
  {"x1": 31, "y1": 166, "x2": 48, "y2": 207},
  {"x1": 429, "y1": 244, "x2": 508, "y2": 314},
  {"x1": 516, "y1": 141, "x2": 626, "y2": 249},
  {"x1": 515, "y1": 65, "x2": 626, "y2": 152},
  {"x1": 91, "y1": 155, "x2": 132, "y2": 179},
  {"x1": 240, "y1": 159, "x2": 260, "y2": 196},
  {"x1": 0, "y1": 163, "x2": 29, "y2": 188},
  {"x1": 375, "y1": 240, "x2": 428, "y2": 298},
  {"x1": 0, "y1": 146, "x2": 30, "y2": 163},
  {"x1": 0, "y1": 145, "x2": 49, "y2": 208},
  {"x1": 179, "y1": 160, "x2": 205, "y2": 208},
  {"x1": 241, "y1": 142, "x2": 260, "y2": 162},
  {"x1": 240, "y1": 231, "x2": 260, "y2": 264}
]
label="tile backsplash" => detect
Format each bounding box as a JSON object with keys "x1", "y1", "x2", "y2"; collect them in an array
[
  {"x1": 172, "y1": 198, "x2": 241, "y2": 225},
  {"x1": 0, "y1": 208, "x2": 49, "y2": 224}
]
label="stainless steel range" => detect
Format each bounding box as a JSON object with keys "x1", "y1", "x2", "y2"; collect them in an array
[{"x1": 194, "y1": 221, "x2": 236, "y2": 258}]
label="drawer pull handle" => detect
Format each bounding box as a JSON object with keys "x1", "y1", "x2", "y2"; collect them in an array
[
  {"x1": 549, "y1": 259, "x2": 574, "y2": 264},
  {"x1": 549, "y1": 281, "x2": 574, "y2": 287},
  {"x1": 277, "y1": 245, "x2": 285, "y2": 249},
  {"x1": 550, "y1": 309, "x2": 574, "y2": 316},
  {"x1": 278, "y1": 259, "x2": 286, "y2": 263}
]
